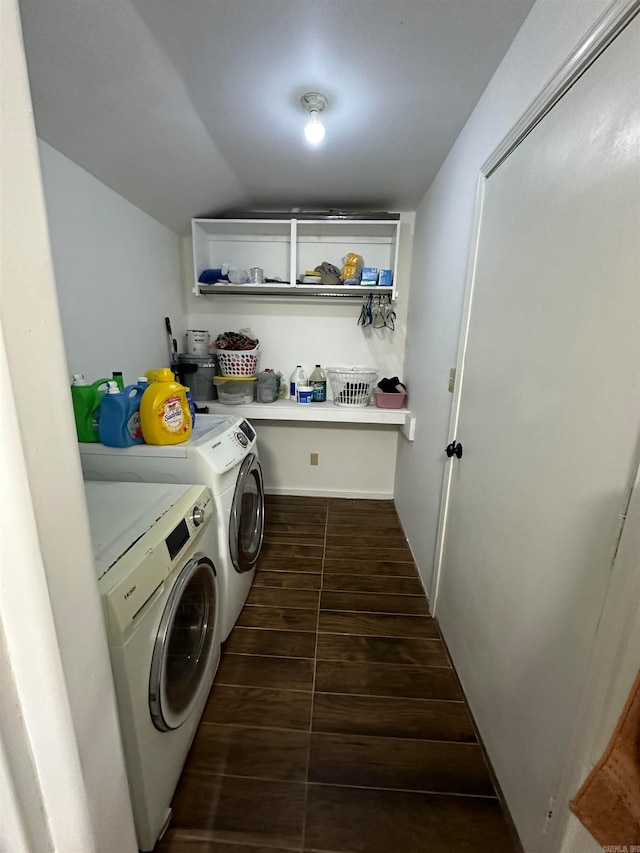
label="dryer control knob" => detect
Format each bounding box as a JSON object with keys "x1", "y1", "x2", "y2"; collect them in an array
[
  {"x1": 235, "y1": 430, "x2": 249, "y2": 448},
  {"x1": 192, "y1": 506, "x2": 205, "y2": 527}
]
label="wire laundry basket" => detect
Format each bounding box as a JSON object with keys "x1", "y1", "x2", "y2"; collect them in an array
[{"x1": 326, "y1": 366, "x2": 378, "y2": 408}]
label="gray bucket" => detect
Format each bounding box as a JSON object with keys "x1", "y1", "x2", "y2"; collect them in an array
[{"x1": 177, "y1": 353, "x2": 218, "y2": 400}]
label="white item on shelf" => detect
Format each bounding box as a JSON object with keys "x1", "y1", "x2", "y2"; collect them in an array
[
  {"x1": 214, "y1": 375, "x2": 256, "y2": 405},
  {"x1": 185, "y1": 329, "x2": 210, "y2": 355},
  {"x1": 326, "y1": 366, "x2": 378, "y2": 408},
  {"x1": 289, "y1": 365, "x2": 308, "y2": 401}
]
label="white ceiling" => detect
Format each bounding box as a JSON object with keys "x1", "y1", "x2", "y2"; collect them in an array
[{"x1": 19, "y1": 0, "x2": 535, "y2": 234}]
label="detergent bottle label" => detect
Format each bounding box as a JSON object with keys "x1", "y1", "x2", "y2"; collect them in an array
[
  {"x1": 159, "y1": 395, "x2": 188, "y2": 434},
  {"x1": 127, "y1": 411, "x2": 142, "y2": 440}
]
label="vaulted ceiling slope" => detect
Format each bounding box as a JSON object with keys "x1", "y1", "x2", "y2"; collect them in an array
[{"x1": 19, "y1": 0, "x2": 535, "y2": 234}]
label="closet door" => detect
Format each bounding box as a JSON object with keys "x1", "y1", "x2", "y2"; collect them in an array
[{"x1": 437, "y1": 15, "x2": 639, "y2": 848}]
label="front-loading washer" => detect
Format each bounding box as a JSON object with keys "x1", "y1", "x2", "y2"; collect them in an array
[
  {"x1": 84, "y1": 481, "x2": 221, "y2": 851},
  {"x1": 80, "y1": 414, "x2": 264, "y2": 640}
]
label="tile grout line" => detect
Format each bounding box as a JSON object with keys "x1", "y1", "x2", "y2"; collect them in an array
[{"x1": 300, "y1": 497, "x2": 328, "y2": 851}]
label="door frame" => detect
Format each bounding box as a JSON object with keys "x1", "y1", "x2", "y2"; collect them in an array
[{"x1": 430, "y1": 0, "x2": 640, "y2": 613}]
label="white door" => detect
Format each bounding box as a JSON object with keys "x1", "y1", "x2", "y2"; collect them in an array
[{"x1": 437, "y1": 14, "x2": 640, "y2": 852}]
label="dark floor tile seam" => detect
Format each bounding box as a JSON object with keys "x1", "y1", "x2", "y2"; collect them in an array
[
  {"x1": 318, "y1": 607, "x2": 433, "y2": 617},
  {"x1": 301, "y1": 499, "x2": 328, "y2": 853},
  {"x1": 178, "y1": 769, "x2": 312, "y2": 788},
  {"x1": 163, "y1": 832, "x2": 303, "y2": 853},
  {"x1": 321, "y1": 588, "x2": 428, "y2": 598},
  {"x1": 215, "y1": 681, "x2": 314, "y2": 693},
  {"x1": 195, "y1": 720, "x2": 315, "y2": 736},
  {"x1": 310, "y1": 728, "x2": 477, "y2": 746},
  {"x1": 313, "y1": 690, "x2": 465, "y2": 705},
  {"x1": 315, "y1": 657, "x2": 453, "y2": 669},
  {"x1": 220, "y1": 650, "x2": 314, "y2": 661},
  {"x1": 244, "y1": 603, "x2": 321, "y2": 612},
  {"x1": 304, "y1": 780, "x2": 500, "y2": 800},
  {"x1": 323, "y1": 556, "x2": 417, "y2": 564},
  {"x1": 233, "y1": 625, "x2": 317, "y2": 634},
  {"x1": 317, "y1": 631, "x2": 438, "y2": 641},
  {"x1": 322, "y1": 570, "x2": 419, "y2": 577}
]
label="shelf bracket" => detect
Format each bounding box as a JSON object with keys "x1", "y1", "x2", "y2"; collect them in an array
[{"x1": 402, "y1": 414, "x2": 416, "y2": 442}]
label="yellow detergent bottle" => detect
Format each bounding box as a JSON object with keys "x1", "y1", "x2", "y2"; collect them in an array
[{"x1": 140, "y1": 368, "x2": 192, "y2": 445}]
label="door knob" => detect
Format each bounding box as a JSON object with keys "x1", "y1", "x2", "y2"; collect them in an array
[{"x1": 445, "y1": 441, "x2": 463, "y2": 459}]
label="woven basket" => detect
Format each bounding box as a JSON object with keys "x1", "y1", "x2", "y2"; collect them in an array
[
  {"x1": 326, "y1": 366, "x2": 378, "y2": 408},
  {"x1": 212, "y1": 346, "x2": 260, "y2": 377}
]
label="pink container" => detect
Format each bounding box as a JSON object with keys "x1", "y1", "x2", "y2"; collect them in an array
[{"x1": 374, "y1": 390, "x2": 407, "y2": 409}]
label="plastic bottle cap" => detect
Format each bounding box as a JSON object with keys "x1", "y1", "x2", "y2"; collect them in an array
[
  {"x1": 137, "y1": 377, "x2": 149, "y2": 384},
  {"x1": 155, "y1": 368, "x2": 175, "y2": 381},
  {"x1": 72, "y1": 374, "x2": 87, "y2": 384},
  {"x1": 106, "y1": 381, "x2": 120, "y2": 393}
]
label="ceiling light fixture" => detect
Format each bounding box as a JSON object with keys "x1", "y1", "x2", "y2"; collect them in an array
[{"x1": 301, "y1": 92, "x2": 328, "y2": 145}]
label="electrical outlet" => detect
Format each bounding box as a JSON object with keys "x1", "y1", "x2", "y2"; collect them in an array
[{"x1": 310, "y1": 453, "x2": 319, "y2": 466}]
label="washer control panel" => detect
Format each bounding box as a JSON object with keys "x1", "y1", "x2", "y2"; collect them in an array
[
  {"x1": 192, "y1": 418, "x2": 258, "y2": 474},
  {"x1": 92, "y1": 484, "x2": 213, "y2": 634}
]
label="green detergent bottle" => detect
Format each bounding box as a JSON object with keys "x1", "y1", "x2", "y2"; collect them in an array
[{"x1": 70, "y1": 373, "x2": 110, "y2": 442}]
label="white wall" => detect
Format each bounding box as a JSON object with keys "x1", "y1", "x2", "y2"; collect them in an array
[
  {"x1": 394, "y1": 0, "x2": 612, "y2": 595},
  {"x1": 257, "y1": 422, "x2": 398, "y2": 499},
  {"x1": 38, "y1": 140, "x2": 184, "y2": 386},
  {"x1": 0, "y1": 1, "x2": 137, "y2": 849}
]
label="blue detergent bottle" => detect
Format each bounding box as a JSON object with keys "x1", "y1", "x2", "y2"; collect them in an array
[
  {"x1": 185, "y1": 388, "x2": 196, "y2": 428},
  {"x1": 98, "y1": 381, "x2": 145, "y2": 447}
]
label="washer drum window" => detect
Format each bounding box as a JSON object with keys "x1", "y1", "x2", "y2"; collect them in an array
[
  {"x1": 149, "y1": 555, "x2": 217, "y2": 732},
  {"x1": 229, "y1": 453, "x2": 264, "y2": 574}
]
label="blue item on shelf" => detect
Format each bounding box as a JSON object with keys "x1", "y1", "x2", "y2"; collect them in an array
[{"x1": 198, "y1": 268, "x2": 228, "y2": 284}]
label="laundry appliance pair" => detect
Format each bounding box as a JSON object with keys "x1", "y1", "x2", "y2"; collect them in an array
[{"x1": 80, "y1": 413, "x2": 264, "y2": 641}]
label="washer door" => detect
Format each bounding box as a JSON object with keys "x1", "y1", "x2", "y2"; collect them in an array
[
  {"x1": 149, "y1": 555, "x2": 217, "y2": 732},
  {"x1": 229, "y1": 453, "x2": 264, "y2": 573}
]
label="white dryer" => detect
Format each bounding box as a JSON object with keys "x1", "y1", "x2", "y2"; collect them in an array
[
  {"x1": 80, "y1": 414, "x2": 264, "y2": 640},
  {"x1": 84, "y1": 481, "x2": 221, "y2": 851}
]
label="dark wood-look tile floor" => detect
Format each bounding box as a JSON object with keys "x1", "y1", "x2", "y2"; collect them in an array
[{"x1": 157, "y1": 496, "x2": 519, "y2": 853}]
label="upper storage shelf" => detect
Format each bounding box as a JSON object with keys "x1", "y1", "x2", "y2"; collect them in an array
[{"x1": 192, "y1": 217, "x2": 401, "y2": 299}]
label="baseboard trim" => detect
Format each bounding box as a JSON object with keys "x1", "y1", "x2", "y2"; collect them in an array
[{"x1": 264, "y1": 488, "x2": 394, "y2": 500}]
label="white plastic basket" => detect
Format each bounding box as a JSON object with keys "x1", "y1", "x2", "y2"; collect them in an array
[
  {"x1": 212, "y1": 346, "x2": 260, "y2": 377},
  {"x1": 326, "y1": 366, "x2": 378, "y2": 407}
]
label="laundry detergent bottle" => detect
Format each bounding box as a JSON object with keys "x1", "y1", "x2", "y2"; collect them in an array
[
  {"x1": 70, "y1": 373, "x2": 110, "y2": 442},
  {"x1": 99, "y1": 381, "x2": 145, "y2": 447},
  {"x1": 140, "y1": 368, "x2": 192, "y2": 445}
]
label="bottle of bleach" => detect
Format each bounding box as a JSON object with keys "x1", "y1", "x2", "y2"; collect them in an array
[
  {"x1": 140, "y1": 368, "x2": 192, "y2": 445},
  {"x1": 70, "y1": 374, "x2": 110, "y2": 442},
  {"x1": 99, "y1": 381, "x2": 145, "y2": 447}
]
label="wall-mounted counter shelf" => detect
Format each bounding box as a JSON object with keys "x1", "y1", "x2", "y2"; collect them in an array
[
  {"x1": 192, "y1": 217, "x2": 401, "y2": 300},
  {"x1": 195, "y1": 399, "x2": 416, "y2": 440}
]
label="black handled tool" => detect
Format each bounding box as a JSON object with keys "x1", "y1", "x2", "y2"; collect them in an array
[{"x1": 165, "y1": 317, "x2": 178, "y2": 370}]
